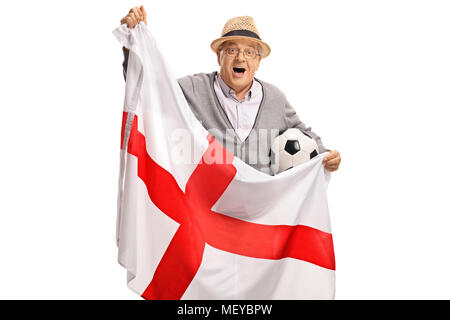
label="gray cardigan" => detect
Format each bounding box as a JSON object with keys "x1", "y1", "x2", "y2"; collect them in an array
[{"x1": 122, "y1": 49, "x2": 328, "y2": 175}]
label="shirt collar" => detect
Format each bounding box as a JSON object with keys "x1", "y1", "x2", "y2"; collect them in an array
[{"x1": 216, "y1": 73, "x2": 257, "y2": 102}]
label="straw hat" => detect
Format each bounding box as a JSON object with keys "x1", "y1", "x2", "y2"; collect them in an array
[{"x1": 210, "y1": 16, "x2": 271, "y2": 58}]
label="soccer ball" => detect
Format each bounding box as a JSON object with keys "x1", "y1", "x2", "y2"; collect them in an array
[{"x1": 269, "y1": 128, "x2": 319, "y2": 175}]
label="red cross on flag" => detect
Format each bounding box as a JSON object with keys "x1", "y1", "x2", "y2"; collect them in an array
[{"x1": 113, "y1": 23, "x2": 335, "y2": 300}]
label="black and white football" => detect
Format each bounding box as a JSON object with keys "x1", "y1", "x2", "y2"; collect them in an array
[{"x1": 269, "y1": 128, "x2": 319, "y2": 175}]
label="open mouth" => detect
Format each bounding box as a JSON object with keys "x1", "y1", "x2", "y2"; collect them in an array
[{"x1": 233, "y1": 67, "x2": 246, "y2": 77}]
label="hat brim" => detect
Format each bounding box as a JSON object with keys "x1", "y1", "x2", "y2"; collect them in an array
[{"x1": 210, "y1": 36, "x2": 271, "y2": 58}]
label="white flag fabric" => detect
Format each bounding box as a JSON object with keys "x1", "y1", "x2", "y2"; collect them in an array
[{"x1": 113, "y1": 23, "x2": 335, "y2": 300}]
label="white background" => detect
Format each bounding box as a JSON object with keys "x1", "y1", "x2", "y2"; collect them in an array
[{"x1": 0, "y1": 0, "x2": 449, "y2": 299}]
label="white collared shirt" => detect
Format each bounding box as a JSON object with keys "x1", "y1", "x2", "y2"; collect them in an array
[{"x1": 213, "y1": 74, "x2": 263, "y2": 142}]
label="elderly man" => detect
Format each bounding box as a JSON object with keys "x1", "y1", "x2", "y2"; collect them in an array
[{"x1": 120, "y1": 6, "x2": 341, "y2": 174}]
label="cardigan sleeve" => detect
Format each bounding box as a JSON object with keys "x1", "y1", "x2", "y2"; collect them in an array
[{"x1": 284, "y1": 99, "x2": 329, "y2": 154}]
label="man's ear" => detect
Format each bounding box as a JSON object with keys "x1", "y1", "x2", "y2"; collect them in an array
[{"x1": 255, "y1": 56, "x2": 262, "y2": 72}]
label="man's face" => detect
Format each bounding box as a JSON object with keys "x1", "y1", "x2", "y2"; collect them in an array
[{"x1": 217, "y1": 39, "x2": 262, "y2": 92}]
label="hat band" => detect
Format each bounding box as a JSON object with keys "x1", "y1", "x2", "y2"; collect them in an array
[{"x1": 222, "y1": 29, "x2": 261, "y2": 40}]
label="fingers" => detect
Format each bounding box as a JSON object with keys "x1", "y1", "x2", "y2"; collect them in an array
[
  {"x1": 131, "y1": 7, "x2": 142, "y2": 20},
  {"x1": 323, "y1": 151, "x2": 340, "y2": 162},
  {"x1": 141, "y1": 5, "x2": 148, "y2": 25},
  {"x1": 325, "y1": 165, "x2": 338, "y2": 172},
  {"x1": 324, "y1": 157, "x2": 340, "y2": 166},
  {"x1": 324, "y1": 162, "x2": 339, "y2": 171},
  {"x1": 130, "y1": 11, "x2": 139, "y2": 25},
  {"x1": 121, "y1": 6, "x2": 146, "y2": 28},
  {"x1": 323, "y1": 150, "x2": 341, "y2": 172},
  {"x1": 322, "y1": 150, "x2": 336, "y2": 162},
  {"x1": 120, "y1": 14, "x2": 137, "y2": 28}
]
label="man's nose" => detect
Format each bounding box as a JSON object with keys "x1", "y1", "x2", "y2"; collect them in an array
[{"x1": 235, "y1": 50, "x2": 246, "y2": 61}]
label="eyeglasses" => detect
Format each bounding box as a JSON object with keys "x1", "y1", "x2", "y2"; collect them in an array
[{"x1": 223, "y1": 47, "x2": 260, "y2": 59}]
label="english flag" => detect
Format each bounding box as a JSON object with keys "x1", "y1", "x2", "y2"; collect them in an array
[{"x1": 114, "y1": 23, "x2": 335, "y2": 300}]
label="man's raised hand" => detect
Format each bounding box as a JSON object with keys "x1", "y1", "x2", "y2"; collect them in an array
[{"x1": 120, "y1": 5, "x2": 147, "y2": 29}]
